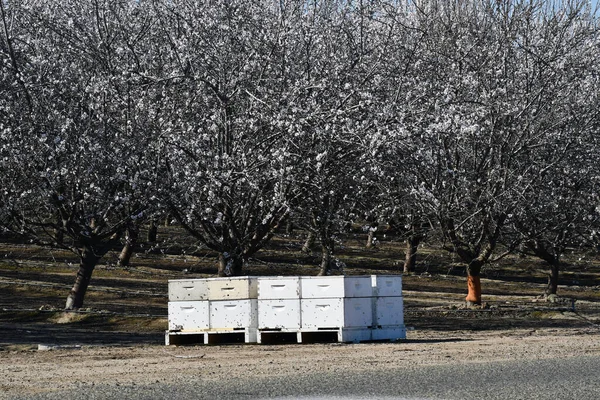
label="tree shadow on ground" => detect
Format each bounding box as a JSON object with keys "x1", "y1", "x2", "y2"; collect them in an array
[{"x1": 405, "y1": 309, "x2": 595, "y2": 332}]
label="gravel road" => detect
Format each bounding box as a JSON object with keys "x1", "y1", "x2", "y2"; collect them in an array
[
  {"x1": 2, "y1": 327, "x2": 599, "y2": 400},
  {"x1": 14, "y1": 355, "x2": 600, "y2": 400}
]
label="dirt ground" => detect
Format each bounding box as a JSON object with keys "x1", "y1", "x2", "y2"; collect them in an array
[
  {"x1": 1, "y1": 233, "x2": 600, "y2": 398},
  {"x1": 1, "y1": 326, "x2": 600, "y2": 398}
]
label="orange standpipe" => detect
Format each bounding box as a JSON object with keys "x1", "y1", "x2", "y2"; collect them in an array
[{"x1": 466, "y1": 275, "x2": 482, "y2": 305}]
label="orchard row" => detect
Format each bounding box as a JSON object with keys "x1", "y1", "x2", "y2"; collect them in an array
[{"x1": 1, "y1": 0, "x2": 599, "y2": 308}]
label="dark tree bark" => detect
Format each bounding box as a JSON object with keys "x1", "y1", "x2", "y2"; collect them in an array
[
  {"x1": 65, "y1": 245, "x2": 100, "y2": 310},
  {"x1": 147, "y1": 219, "x2": 158, "y2": 242},
  {"x1": 302, "y1": 231, "x2": 316, "y2": 254},
  {"x1": 54, "y1": 228, "x2": 64, "y2": 245},
  {"x1": 116, "y1": 225, "x2": 139, "y2": 268},
  {"x1": 365, "y1": 222, "x2": 378, "y2": 249},
  {"x1": 64, "y1": 224, "x2": 123, "y2": 309},
  {"x1": 317, "y1": 238, "x2": 336, "y2": 276},
  {"x1": 54, "y1": 211, "x2": 64, "y2": 245},
  {"x1": 217, "y1": 252, "x2": 244, "y2": 277},
  {"x1": 318, "y1": 243, "x2": 331, "y2": 276},
  {"x1": 546, "y1": 260, "x2": 560, "y2": 296},
  {"x1": 285, "y1": 219, "x2": 294, "y2": 235},
  {"x1": 403, "y1": 234, "x2": 423, "y2": 274},
  {"x1": 526, "y1": 240, "x2": 561, "y2": 296},
  {"x1": 218, "y1": 253, "x2": 227, "y2": 277}
]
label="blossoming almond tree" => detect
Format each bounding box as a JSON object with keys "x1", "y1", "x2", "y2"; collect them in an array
[
  {"x1": 281, "y1": 0, "x2": 391, "y2": 275},
  {"x1": 379, "y1": 0, "x2": 600, "y2": 304},
  {"x1": 0, "y1": 0, "x2": 161, "y2": 309},
  {"x1": 152, "y1": 0, "x2": 297, "y2": 276},
  {"x1": 508, "y1": 17, "x2": 600, "y2": 295}
]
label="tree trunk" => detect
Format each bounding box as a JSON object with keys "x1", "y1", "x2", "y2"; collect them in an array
[
  {"x1": 217, "y1": 252, "x2": 244, "y2": 277},
  {"x1": 231, "y1": 255, "x2": 243, "y2": 276},
  {"x1": 117, "y1": 225, "x2": 139, "y2": 268},
  {"x1": 366, "y1": 223, "x2": 378, "y2": 249},
  {"x1": 466, "y1": 274, "x2": 482, "y2": 306},
  {"x1": 147, "y1": 219, "x2": 158, "y2": 242},
  {"x1": 318, "y1": 244, "x2": 331, "y2": 276},
  {"x1": 546, "y1": 261, "x2": 560, "y2": 295},
  {"x1": 526, "y1": 241, "x2": 561, "y2": 296},
  {"x1": 218, "y1": 253, "x2": 227, "y2": 277},
  {"x1": 65, "y1": 245, "x2": 100, "y2": 310},
  {"x1": 302, "y1": 231, "x2": 316, "y2": 254},
  {"x1": 285, "y1": 219, "x2": 294, "y2": 235},
  {"x1": 465, "y1": 259, "x2": 484, "y2": 305},
  {"x1": 54, "y1": 211, "x2": 64, "y2": 245},
  {"x1": 54, "y1": 228, "x2": 64, "y2": 245},
  {"x1": 442, "y1": 214, "x2": 505, "y2": 308},
  {"x1": 318, "y1": 239, "x2": 334, "y2": 276},
  {"x1": 403, "y1": 235, "x2": 422, "y2": 274}
]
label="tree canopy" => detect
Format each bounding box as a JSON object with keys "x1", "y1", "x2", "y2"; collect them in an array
[{"x1": 1, "y1": 0, "x2": 599, "y2": 307}]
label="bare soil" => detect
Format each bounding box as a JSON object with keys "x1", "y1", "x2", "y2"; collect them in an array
[
  {"x1": 1, "y1": 229, "x2": 600, "y2": 398},
  {"x1": 2, "y1": 327, "x2": 600, "y2": 398}
]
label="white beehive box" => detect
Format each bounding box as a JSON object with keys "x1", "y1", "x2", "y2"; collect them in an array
[
  {"x1": 209, "y1": 299, "x2": 258, "y2": 329},
  {"x1": 258, "y1": 299, "x2": 301, "y2": 329},
  {"x1": 168, "y1": 279, "x2": 210, "y2": 301},
  {"x1": 258, "y1": 277, "x2": 300, "y2": 299},
  {"x1": 169, "y1": 277, "x2": 258, "y2": 301},
  {"x1": 371, "y1": 275, "x2": 402, "y2": 297},
  {"x1": 375, "y1": 297, "x2": 404, "y2": 326},
  {"x1": 168, "y1": 301, "x2": 209, "y2": 331},
  {"x1": 206, "y1": 277, "x2": 258, "y2": 300},
  {"x1": 300, "y1": 276, "x2": 373, "y2": 298},
  {"x1": 301, "y1": 297, "x2": 372, "y2": 328}
]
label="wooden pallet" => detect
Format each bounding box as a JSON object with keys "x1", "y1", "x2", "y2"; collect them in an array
[
  {"x1": 165, "y1": 328, "x2": 258, "y2": 345},
  {"x1": 257, "y1": 327, "x2": 374, "y2": 344},
  {"x1": 166, "y1": 325, "x2": 406, "y2": 345}
]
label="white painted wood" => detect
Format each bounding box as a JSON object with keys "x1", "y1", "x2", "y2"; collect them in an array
[
  {"x1": 168, "y1": 280, "x2": 210, "y2": 301},
  {"x1": 337, "y1": 328, "x2": 373, "y2": 343},
  {"x1": 301, "y1": 297, "x2": 372, "y2": 328},
  {"x1": 258, "y1": 277, "x2": 301, "y2": 299},
  {"x1": 371, "y1": 275, "x2": 403, "y2": 297},
  {"x1": 169, "y1": 277, "x2": 259, "y2": 301},
  {"x1": 300, "y1": 276, "x2": 373, "y2": 298},
  {"x1": 375, "y1": 297, "x2": 404, "y2": 326},
  {"x1": 204, "y1": 277, "x2": 259, "y2": 300},
  {"x1": 258, "y1": 299, "x2": 301, "y2": 329},
  {"x1": 209, "y1": 299, "x2": 258, "y2": 329},
  {"x1": 168, "y1": 301, "x2": 209, "y2": 331}
]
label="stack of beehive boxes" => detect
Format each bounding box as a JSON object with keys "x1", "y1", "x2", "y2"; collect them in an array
[
  {"x1": 257, "y1": 277, "x2": 302, "y2": 331},
  {"x1": 297, "y1": 275, "x2": 375, "y2": 343},
  {"x1": 167, "y1": 277, "x2": 259, "y2": 345},
  {"x1": 166, "y1": 275, "x2": 405, "y2": 345},
  {"x1": 256, "y1": 275, "x2": 405, "y2": 343},
  {"x1": 370, "y1": 275, "x2": 406, "y2": 340}
]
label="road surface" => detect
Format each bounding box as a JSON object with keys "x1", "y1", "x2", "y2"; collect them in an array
[{"x1": 15, "y1": 355, "x2": 600, "y2": 400}]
